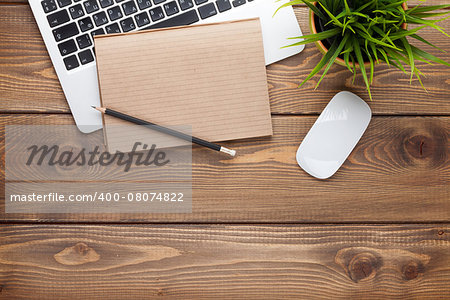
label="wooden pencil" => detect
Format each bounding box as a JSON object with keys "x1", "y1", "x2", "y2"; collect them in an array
[{"x1": 92, "y1": 106, "x2": 236, "y2": 157}]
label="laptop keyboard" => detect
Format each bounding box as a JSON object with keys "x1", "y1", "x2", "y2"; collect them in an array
[{"x1": 41, "y1": 0, "x2": 252, "y2": 71}]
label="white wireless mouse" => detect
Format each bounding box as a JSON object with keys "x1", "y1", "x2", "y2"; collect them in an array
[{"x1": 296, "y1": 91, "x2": 372, "y2": 179}]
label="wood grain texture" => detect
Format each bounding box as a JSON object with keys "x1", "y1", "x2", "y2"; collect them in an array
[
  {"x1": 1, "y1": 2, "x2": 450, "y2": 298},
  {"x1": 0, "y1": 4, "x2": 66, "y2": 112},
  {"x1": 0, "y1": 6, "x2": 449, "y2": 114},
  {"x1": 1, "y1": 114, "x2": 448, "y2": 223},
  {"x1": 0, "y1": 224, "x2": 449, "y2": 299}
]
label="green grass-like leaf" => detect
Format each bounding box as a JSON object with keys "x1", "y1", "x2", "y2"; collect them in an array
[
  {"x1": 298, "y1": 41, "x2": 339, "y2": 88},
  {"x1": 318, "y1": 2, "x2": 344, "y2": 27},
  {"x1": 353, "y1": 37, "x2": 372, "y2": 100},
  {"x1": 400, "y1": 37, "x2": 415, "y2": 82},
  {"x1": 281, "y1": 28, "x2": 341, "y2": 48},
  {"x1": 316, "y1": 34, "x2": 351, "y2": 87}
]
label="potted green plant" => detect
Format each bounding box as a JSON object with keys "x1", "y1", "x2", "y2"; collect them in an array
[{"x1": 276, "y1": 0, "x2": 450, "y2": 100}]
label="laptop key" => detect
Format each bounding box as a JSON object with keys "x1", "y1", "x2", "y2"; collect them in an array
[
  {"x1": 105, "y1": 22, "x2": 121, "y2": 33},
  {"x1": 178, "y1": 0, "x2": 193, "y2": 11},
  {"x1": 42, "y1": 0, "x2": 58, "y2": 13},
  {"x1": 91, "y1": 28, "x2": 106, "y2": 37},
  {"x1": 76, "y1": 34, "x2": 92, "y2": 49},
  {"x1": 63, "y1": 55, "x2": 79, "y2": 70},
  {"x1": 79, "y1": 49, "x2": 95, "y2": 64},
  {"x1": 99, "y1": 0, "x2": 114, "y2": 7},
  {"x1": 198, "y1": 3, "x2": 216, "y2": 19},
  {"x1": 107, "y1": 6, "x2": 123, "y2": 20},
  {"x1": 84, "y1": 0, "x2": 100, "y2": 13},
  {"x1": 135, "y1": 12, "x2": 150, "y2": 27},
  {"x1": 232, "y1": 0, "x2": 245, "y2": 7},
  {"x1": 57, "y1": 0, "x2": 73, "y2": 7},
  {"x1": 47, "y1": 9, "x2": 70, "y2": 28},
  {"x1": 120, "y1": 17, "x2": 136, "y2": 32},
  {"x1": 194, "y1": 0, "x2": 207, "y2": 5},
  {"x1": 215, "y1": 0, "x2": 230, "y2": 12},
  {"x1": 153, "y1": 0, "x2": 166, "y2": 5},
  {"x1": 164, "y1": 1, "x2": 179, "y2": 16},
  {"x1": 122, "y1": 0, "x2": 138, "y2": 15},
  {"x1": 53, "y1": 22, "x2": 79, "y2": 42},
  {"x1": 137, "y1": 0, "x2": 152, "y2": 9},
  {"x1": 145, "y1": 9, "x2": 198, "y2": 29},
  {"x1": 58, "y1": 39, "x2": 77, "y2": 56},
  {"x1": 69, "y1": 4, "x2": 85, "y2": 19},
  {"x1": 78, "y1": 16, "x2": 94, "y2": 31},
  {"x1": 149, "y1": 6, "x2": 164, "y2": 22},
  {"x1": 93, "y1": 11, "x2": 109, "y2": 26}
]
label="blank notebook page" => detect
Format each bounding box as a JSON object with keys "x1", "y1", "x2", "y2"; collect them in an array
[{"x1": 94, "y1": 18, "x2": 272, "y2": 151}]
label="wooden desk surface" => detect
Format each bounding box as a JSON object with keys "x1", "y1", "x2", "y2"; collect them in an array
[{"x1": 0, "y1": 1, "x2": 449, "y2": 298}]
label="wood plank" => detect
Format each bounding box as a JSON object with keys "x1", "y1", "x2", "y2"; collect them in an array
[
  {"x1": 1, "y1": 6, "x2": 449, "y2": 115},
  {"x1": 0, "y1": 4, "x2": 66, "y2": 113},
  {"x1": 1, "y1": 114, "x2": 448, "y2": 222},
  {"x1": 0, "y1": 224, "x2": 449, "y2": 299}
]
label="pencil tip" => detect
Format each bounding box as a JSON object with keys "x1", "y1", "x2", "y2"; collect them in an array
[
  {"x1": 91, "y1": 106, "x2": 96, "y2": 109},
  {"x1": 220, "y1": 147, "x2": 236, "y2": 157}
]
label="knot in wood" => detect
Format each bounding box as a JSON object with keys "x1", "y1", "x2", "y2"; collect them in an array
[
  {"x1": 403, "y1": 261, "x2": 420, "y2": 281},
  {"x1": 54, "y1": 242, "x2": 100, "y2": 265},
  {"x1": 74, "y1": 242, "x2": 90, "y2": 256},
  {"x1": 404, "y1": 135, "x2": 432, "y2": 159},
  {"x1": 348, "y1": 252, "x2": 377, "y2": 282}
]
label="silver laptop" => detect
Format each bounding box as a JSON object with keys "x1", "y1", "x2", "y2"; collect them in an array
[{"x1": 30, "y1": 0, "x2": 304, "y2": 133}]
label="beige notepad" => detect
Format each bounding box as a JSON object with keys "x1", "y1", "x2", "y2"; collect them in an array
[{"x1": 95, "y1": 18, "x2": 272, "y2": 152}]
